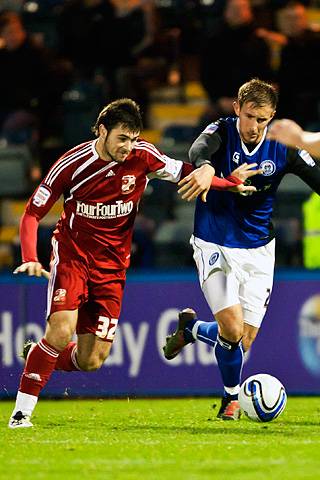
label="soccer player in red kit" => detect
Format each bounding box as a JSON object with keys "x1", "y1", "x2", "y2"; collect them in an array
[{"x1": 8, "y1": 98, "x2": 259, "y2": 428}]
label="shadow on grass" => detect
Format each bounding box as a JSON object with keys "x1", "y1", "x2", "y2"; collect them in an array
[{"x1": 95, "y1": 422, "x2": 318, "y2": 436}]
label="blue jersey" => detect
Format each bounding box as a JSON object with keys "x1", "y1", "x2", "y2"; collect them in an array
[{"x1": 191, "y1": 117, "x2": 320, "y2": 248}]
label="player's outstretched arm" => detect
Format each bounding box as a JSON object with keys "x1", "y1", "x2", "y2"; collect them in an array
[
  {"x1": 267, "y1": 119, "x2": 320, "y2": 158},
  {"x1": 178, "y1": 162, "x2": 262, "y2": 201},
  {"x1": 267, "y1": 119, "x2": 304, "y2": 148}
]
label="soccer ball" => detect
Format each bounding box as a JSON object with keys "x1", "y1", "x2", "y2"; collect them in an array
[{"x1": 239, "y1": 374, "x2": 287, "y2": 422}]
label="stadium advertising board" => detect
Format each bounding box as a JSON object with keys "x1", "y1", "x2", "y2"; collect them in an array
[{"x1": 1, "y1": 273, "x2": 320, "y2": 397}]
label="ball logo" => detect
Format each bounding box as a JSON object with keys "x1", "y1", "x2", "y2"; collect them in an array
[
  {"x1": 209, "y1": 252, "x2": 219, "y2": 266},
  {"x1": 298, "y1": 294, "x2": 320, "y2": 376},
  {"x1": 260, "y1": 160, "x2": 276, "y2": 176}
]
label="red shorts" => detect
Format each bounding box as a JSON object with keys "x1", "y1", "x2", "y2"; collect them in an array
[{"x1": 47, "y1": 236, "x2": 125, "y2": 342}]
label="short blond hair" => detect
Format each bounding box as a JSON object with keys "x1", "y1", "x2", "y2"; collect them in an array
[{"x1": 238, "y1": 78, "x2": 278, "y2": 109}]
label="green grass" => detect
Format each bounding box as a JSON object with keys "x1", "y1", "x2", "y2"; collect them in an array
[{"x1": 1, "y1": 397, "x2": 320, "y2": 480}]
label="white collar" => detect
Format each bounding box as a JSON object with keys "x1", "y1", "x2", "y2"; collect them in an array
[{"x1": 236, "y1": 118, "x2": 267, "y2": 156}]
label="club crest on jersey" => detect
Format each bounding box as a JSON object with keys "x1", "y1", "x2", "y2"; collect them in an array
[
  {"x1": 53, "y1": 288, "x2": 67, "y2": 304},
  {"x1": 209, "y1": 252, "x2": 219, "y2": 266},
  {"x1": 121, "y1": 175, "x2": 136, "y2": 194},
  {"x1": 260, "y1": 160, "x2": 276, "y2": 176}
]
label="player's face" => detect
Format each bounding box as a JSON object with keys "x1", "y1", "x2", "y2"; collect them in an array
[
  {"x1": 234, "y1": 101, "x2": 275, "y2": 145},
  {"x1": 99, "y1": 125, "x2": 139, "y2": 163}
]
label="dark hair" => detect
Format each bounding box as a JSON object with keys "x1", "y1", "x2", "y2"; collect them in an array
[
  {"x1": 238, "y1": 78, "x2": 278, "y2": 110},
  {"x1": 92, "y1": 98, "x2": 143, "y2": 136}
]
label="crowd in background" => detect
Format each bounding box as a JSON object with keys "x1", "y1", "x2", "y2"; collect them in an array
[{"x1": 0, "y1": 0, "x2": 320, "y2": 271}]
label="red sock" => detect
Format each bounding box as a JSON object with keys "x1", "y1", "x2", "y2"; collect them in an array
[
  {"x1": 55, "y1": 342, "x2": 81, "y2": 371},
  {"x1": 19, "y1": 338, "x2": 60, "y2": 397}
]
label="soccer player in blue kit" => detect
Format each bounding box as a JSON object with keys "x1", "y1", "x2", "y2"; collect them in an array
[{"x1": 163, "y1": 78, "x2": 320, "y2": 420}]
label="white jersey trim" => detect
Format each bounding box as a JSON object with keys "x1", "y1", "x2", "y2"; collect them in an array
[
  {"x1": 47, "y1": 237, "x2": 59, "y2": 316},
  {"x1": 135, "y1": 141, "x2": 183, "y2": 183},
  {"x1": 67, "y1": 161, "x2": 118, "y2": 200},
  {"x1": 71, "y1": 145, "x2": 99, "y2": 180},
  {"x1": 135, "y1": 142, "x2": 166, "y2": 164},
  {"x1": 69, "y1": 212, "x2": 74, "y2": 230},
  {"x1": 236, "y1": 119, "x2": 268, "y2": 156},
  {"x1": 45, "y1": 143, "x2": 92, "y2": 187}
]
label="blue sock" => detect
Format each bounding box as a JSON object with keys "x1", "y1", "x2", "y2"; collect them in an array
[
  {"x1": 183, "y1": 319, "x2": 197, "y2": 343},
  {"x1": 195, "y1": 321, "x2": 218, "y2": 346},
  {"x1": 184, "y1": 319, "x2": 243, "y2": 397},
  {"x1": 184, "y1": 320, "x2": 219, "y2": 345},
  {"x1": 223, "y1": 392, "x2": 238, "y2": 400},
  {"x1": 215, "y1": 335, "x2": 244, "y2": 394}
]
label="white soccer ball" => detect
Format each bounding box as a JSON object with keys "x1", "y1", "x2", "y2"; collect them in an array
[{"x1": 239, "y1": 373, "x2": 287, "y2": 422}]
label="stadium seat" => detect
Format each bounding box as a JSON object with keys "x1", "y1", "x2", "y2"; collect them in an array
[
  {"x1": 0, "y1": 145, "x2": 32, "y2": 197},
  {"x1": 62, "y1": 80, "x2": 102, "y2": 149}
]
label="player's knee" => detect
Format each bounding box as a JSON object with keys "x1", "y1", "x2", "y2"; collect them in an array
[
  {"x1": 45, "y1": 325, "x2": 74, "y2": 351},
  {"x1": 215, "y1": 306, "x2": 244, "y2": 343},
  {"x1": 78, "y1": 353, "x2": 107, "y2": 371},
  {"x1": 47, "y1": 312, "x2": 76, "y2": 349},
  {"x1": 219, "y1": 324, "x2": 243, "y2": 343}
]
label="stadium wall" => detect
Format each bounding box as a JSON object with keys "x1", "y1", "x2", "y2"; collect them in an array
[{"x1": 1, "y1": 271, "x2": 320, "y2": 397}]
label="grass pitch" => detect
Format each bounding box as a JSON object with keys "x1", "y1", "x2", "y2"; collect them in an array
[{"x1": 1, "y1": 397, "x2": 320, "y2": 480}]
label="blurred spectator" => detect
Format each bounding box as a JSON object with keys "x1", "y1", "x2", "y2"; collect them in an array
[
  {"x1": 0, "y1": 1, "x2": 23, "y2": 12},
  {"x1": 57, "y1": 0, "x2": 156, "y2": 126},
  {"x1": 55, "y1": 1, "x2": 117, "y2": 148},
  {"x1": 0, "y1": 10, "x2": 69, "y2": 180},
  {"x1": 56, "y1": 0, "x2": 116, "y2": 82},
  {"x1": 109, "y1": 0, "x2": 156, "y2": 121},
  {"x1": 258, "y1": 1, "x2": 320, "y2": 128},
  {"x1": 274, "y1": 216, "x2": 303, "y2": 266},
  {"x1": 131, "y1": 209, "x2": 156, "y2": 268},
  {"x1": 198, "y1": 0, "x2": 273, "y2": 125},
  {"x1": 142, "y1": 4, "x2": 182, "y2": 91}
]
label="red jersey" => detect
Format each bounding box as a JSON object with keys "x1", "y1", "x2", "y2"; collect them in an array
[{"x1": 25, "y1": 139, "x2": 189, "y2": 270}]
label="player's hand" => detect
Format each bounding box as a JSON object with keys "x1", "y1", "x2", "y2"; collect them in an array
[
  {"x1": 228, "y1": 163, "x2": 262, "y2": 194},
  {"x1": 13, "y1": 261, "x2": 45, "y2": 278},
  {"x1": 178, "y1": 164, "x2": 215, "y2": 202},
  {"x1": 230, "y1": 162, "x2": 262, "y2": 183},
  {"x1": 229, "y1": 183, "x2": 257, "y2": 194}
]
